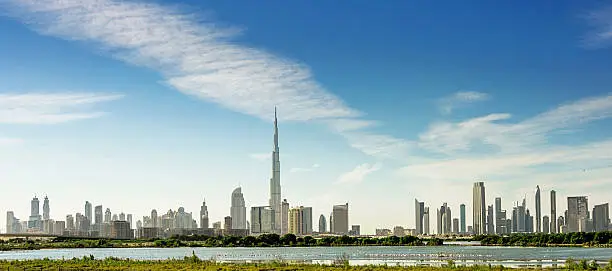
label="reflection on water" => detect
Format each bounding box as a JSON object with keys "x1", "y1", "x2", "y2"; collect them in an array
[{"x1": 0, "y1": 246, "x2": 611, "y2": 267}]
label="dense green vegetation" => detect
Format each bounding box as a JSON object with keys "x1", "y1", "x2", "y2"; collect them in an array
[
  {"x1": 473, "y1": 232, "x2": 612, "y2": 247},
  {"x1": 166, "y1": 233, "x2": 426, "y2": 247},
  {"x1": 0, "y1": 234, "x2": 428, "y2": 251},
  {"x1": 1, "y1": 256, "x2": 611, "y2": 271}
]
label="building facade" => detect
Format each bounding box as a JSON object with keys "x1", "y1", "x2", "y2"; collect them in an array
[
  {"x1": 473, "y1": 182, "x2": 486, "y2": 235},
  {"x1": 230, "y1": 187, "x2": 247, "y2": 230},
  {"x1": 332, "y1": 203, "x2": 349, "y2": 235}
]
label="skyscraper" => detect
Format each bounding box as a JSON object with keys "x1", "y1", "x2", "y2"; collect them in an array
[
  {"x1": 269, "y1": 108, "x2": 282, "y2": 233},
  {"x1": 127, "y1": 214, "x2": 133, "y2": 228},
  {"x1": 251, "y1": 206, "x2": 275, "y2": 234},
  {"x1": 302, "y1": 207, "x2": 313, "y2": 235},
  {"x1": 460, "y1": 204, "x2": 466, "y2": 234},
  {"x1": 332, "y1": 203, "x2": 349, "y2": 234},
  {"x1": 535, "y1": 186, "x2": 541, "y2": 233},
  {"x1": 230, "y1": 187, "x2": 247, "y2": 230},
  {"x1": 593, "y1": 203, "x2": 610, "y2": 232},
  {"x1": 6, "y1": 211, "x2": 16, "y2": 234},
  {"x1": 104, "y1": 208, "x2": 111, "y2": 223},
  {"x1": 94, "y1": 205, "x2": 103, "y2": 232},
  {"x1": 414, "y1": 199, "x2": 425, "y2": 235},
  {"x1": 473, "y1": 182, "x2": 486, "y2": 235},
  {"x1": 151, "y1": 209, "x2": 158, "y2": 228},
  {"x1": 28, "y1": 196, "x2": 42, "y2": 229},
  {"x1": 495, "y1": 197, "x2": 507, "y2": 234},
  {"x1": 439, "y1": 203, "x2": 452, "y2": 234},
  {"x1": 281, "y1": 199, "x2": 289, "y2": 235},
  {"x1": 200, "y1": 200, "x2": 209, "y2": 229},
  {"x1": 550, "y1": 190, "x2": 557, "y2": 233},
  {"x1": 452, "y1": 218, "x2": 459, "y2": 234},
  {"x1": 424, "y1": 207, "x2": 430, "y2": 235},
  {"x1": 567, "y1": 196, "x2": 589, "y2": 232},
  {"x1": 85, "y1": 201, "x2": 92, "y2": 223},
  {"x1": 543, "y1": 215, "x2": 550, "y2": 233},
  {"x1": 319, "y1": 214, "x2": 327, "y2": 233},
  {"x1": 43, "y1": 196, "x2": 50, "y2": 220},
  {"x1": 487, "y1": 205, "x2": 494, "y2": 234}
]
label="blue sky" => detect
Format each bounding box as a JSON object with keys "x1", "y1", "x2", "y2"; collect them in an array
[{"x1": 1, "y1": 0, "x2": 612, "y2": 234}]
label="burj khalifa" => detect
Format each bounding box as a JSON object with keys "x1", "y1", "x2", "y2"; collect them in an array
[{"x1": 269, "y1": 108, "x2": 282, "y2": 233}]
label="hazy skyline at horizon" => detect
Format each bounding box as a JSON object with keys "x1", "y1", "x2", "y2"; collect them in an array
[{"x1": 1, "y1": 0, "x2": 612, "y2": 234}]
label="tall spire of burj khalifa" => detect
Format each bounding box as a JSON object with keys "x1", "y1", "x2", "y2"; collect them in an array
[{"x1": 269, "y1": 107, "x2": 282, "y2": 233}]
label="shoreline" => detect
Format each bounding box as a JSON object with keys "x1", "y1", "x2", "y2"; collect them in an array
[{"x1": 0, "y1": 257, "x2": 610, "y2": 271}]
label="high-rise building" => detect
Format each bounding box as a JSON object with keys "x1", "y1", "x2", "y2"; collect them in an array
[
  {"x1": 550, "y1": 190, "x2": 557, "y2": 233},
  {"x1": 535, "y1": 186, "x2": 541, "y2": 233},
  {"x1": 487, "y1": 205, "x2": 494, "y2": 234},
  {"x1": 269, "y1": 108, "x2": 282, "y2": 233},
  {"x1": 127, "y1": 214, "x2": 133, "y2": 228},
  {"x1": 151, "y1": 209, "x2": 158, "y2": 228},
  {"x1": 332, "y1": 203, "x2": 349, "y2": 234},
  {"x1": 281, "y1": 199, "x2": 289, "y2": 235},
  {"x1": 28, "y1": 196, "x2": 42, "y2": 230},
  {"x1": 251, "y1": 206, "x2": 275, "y2": 234},
  {"x1": 452, "y1": 218, "x2": 459, "y2": 234},
  {"x1": 94, "y1": 205, "x2": 103, "y2": 226},
  {"x1": 593, "y1": 203, "x2": 610, "y2": 232},
  {"x1": 6, "y1": 211, "x2": 16, "y2": 234},
  {"x1": 54, "y1": 221, "x2": 65, "y2": 236},
  {"x1": 424, "y1": 207, "x2": 430, "y2": 235},
  {"x1": 112, "y1": 214, "x2": 118, "y2": 221},
  {"x1": 460, "y1": 204, "x2": 466, "y2": 234},
  {"x1": 85, "y1": 201, "x2": 92, "y2": 223},
  {"x1": 43, "y1": 196, "x2": 50, "y2": 220},
  {"x1": 288, "y1": 207, "x2": 303, "y2": 235},
  {"x1": 436, "y1": 208, "x2": 441, "y2": 234},
  {"x1": 119, "y1": 212, "x2": 126, "y2": 221},
  {"x1": 557, "y1": 216, "x2": 565, "y2": 233},
  {"x1": 66, "y1": 215, "x2": 74, "y2": 230},
  {"x1": 543, "y1": 215, "x2": 550, "y2": 233},
  {"x1": 104, "y1": 208, "x2": 111, "y2": 223},
  {"x1": 567, "y1": 196, "x2": 589, "y2": 232},
  {"x1": 439, "y1": 203, "x2": 452, "y2": 234},
  {"x1": 473, "y1": 182, "x2": 486, "y2": 235},
  {"x1": 319, "y1": 214, "x2": 327, "y2": 233},
  {"x1": 200, "y1": 200, "x2": 209, "y2": 229},
  {"x1": 414, "y1": 199, "x2": 425, "y2": 235},
  {"x1": 223, "y1": 216, "x2": 232, "y2": 232},
  {"x1": 495, "y1": 197, "x2": 507, "y2": 234},
  {"x1": 302, "y1": 207, "x2": 313, "y2": 235},
  {"x1": 231, "y1": 187, "x2": 247, "y2": 230},
  {"x1": 110, "y1": 221, "x2": 132, "y2": 239},
  {"x1": 525, "y1": 209, "x2": 534, "y2": 233}
]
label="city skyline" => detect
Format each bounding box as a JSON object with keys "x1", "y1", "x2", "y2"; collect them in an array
[{"x1": 2, "y1": 1, "x2": 612, "y2": 234}]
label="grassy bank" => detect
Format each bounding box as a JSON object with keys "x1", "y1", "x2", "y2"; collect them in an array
[{"x1": 1, "y1": 256, "x2": 611, "y2": 271}]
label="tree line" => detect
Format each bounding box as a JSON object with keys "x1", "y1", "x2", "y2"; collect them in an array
[
  {"x1": 473, "y1": 231, "x2": 612, "y2": 246},
  {"x1": 164, "y1": 234, "x2": 434, "y2": 247}
]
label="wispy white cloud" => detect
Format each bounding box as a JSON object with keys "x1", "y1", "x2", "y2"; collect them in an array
[
  {"x1": 0, "y1": 93, "x2": 123, "y2": 124},
  {"x1": 582, "y1": 6, "x2": 612, "y2": 48},
  {"x1": 290, "y1": 163, "x2": 320, "y2": 173},
  {"x1": 399, "y1": 94, "x2": 612, "y2": 208},
  {"x1": 337, "y1": 163, "x2": 382, "y2": 184},
  {"x1": 249, "y1": 153, "x2": 269, "y2": 161},
  {"x1": 419, "y1": 94, "x2": 612, "y2": 155},
  {"x1": 438, "y1": 91, "x2": 490, "y2": 114},
  {"x1": 2, "y1": 0, "x2": 409, "y2": 160}
]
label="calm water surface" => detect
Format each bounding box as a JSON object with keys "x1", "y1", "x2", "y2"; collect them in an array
[{"x1": 1, "y1": 246, "x2": 611, "y2": 267}]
